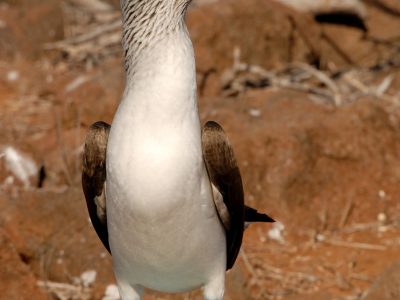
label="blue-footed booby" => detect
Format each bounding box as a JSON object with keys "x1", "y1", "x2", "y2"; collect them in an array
[{"x1": 82, "y1": 0, "x2": 274, "y2": 299}]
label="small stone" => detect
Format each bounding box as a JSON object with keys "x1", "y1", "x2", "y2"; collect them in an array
[
  {"x1": 248, "y1": 108, "x2": 261, "y2": 118},
  {"x1": 103, "y1": 284, "x2": 120, "y2": 300},
  {"x1": 268, "y1": 222, "x2": 285, "y2": 243},
  {"x1": 80, "y1": 270, "x2": 97, "y2": 287},
  {"x1": 7, "y1": 70, "x2": 19, "y2": 82},
  {"x1": 378, "y1": 213, "x2": 387, "y2": 223},
  {"x1": 316, "y1": 233, "x2": 325, "y2": 242}
]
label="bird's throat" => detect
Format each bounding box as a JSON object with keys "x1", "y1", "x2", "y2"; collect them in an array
[
  {"x1": 113, "y1": 0, "x2": 199, "y2": 136},
  {"x1": 121, "y1": 0, "x2": 190, "y2": 77}
]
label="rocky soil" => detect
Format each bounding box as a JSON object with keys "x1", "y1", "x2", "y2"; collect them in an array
[{"x1": 1, "y1": 0, "x2": 400, "y2": 299}]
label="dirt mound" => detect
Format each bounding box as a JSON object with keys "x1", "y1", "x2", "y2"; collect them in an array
[{"x1": 206, "y1": 93, "x2": 400, "y2": 229}]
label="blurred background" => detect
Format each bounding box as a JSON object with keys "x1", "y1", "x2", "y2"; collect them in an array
[{"x1": 1, "y1": 0, "x2": 400, "y2": 299}]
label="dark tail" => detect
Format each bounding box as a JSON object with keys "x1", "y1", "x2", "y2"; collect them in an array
[{"x1": 245, "y1": 206, "x2": 275, "y2": 223}]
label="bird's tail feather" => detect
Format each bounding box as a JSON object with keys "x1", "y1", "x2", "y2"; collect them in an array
[{"x1": 245, "y1": 206, "x2": 275, "y2": 223}]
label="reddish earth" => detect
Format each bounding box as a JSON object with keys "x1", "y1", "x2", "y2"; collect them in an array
[{"x1": 1, "y1": 0, "x2": 400, "y2": 300}]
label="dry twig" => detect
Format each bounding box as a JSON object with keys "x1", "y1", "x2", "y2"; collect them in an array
[
  {"x1": 339, "y1": 198, "x2": 354, "y2": 227},
  {"x1": 324, "y1": 239, "x2": 387, "y2": 251},
  {"x1": 38, "y1": 280, "x2": 92, "y2": 300}
]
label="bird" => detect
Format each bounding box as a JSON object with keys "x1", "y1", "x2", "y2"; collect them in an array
[{"x1": 82, "y1": 0, "x2": 275, "y2": 299}]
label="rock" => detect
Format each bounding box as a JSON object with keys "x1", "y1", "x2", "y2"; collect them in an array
[
  {"x1": 188, "y1": 0, "x2": 324, "y2": 97},
  {"x1": 188, "y1": 0, "x2": 306, "y2": 73},
  {"x1": 187, "y1": 0, "x2": 400, "y2": 94},
  {"x1": 363, "y1": 262, "x2": 400, "y2": 300}
]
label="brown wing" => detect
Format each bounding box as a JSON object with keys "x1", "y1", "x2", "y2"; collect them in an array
[
  {"x1": 82, "y1": 121, "x2": 111, "y2": 253},
  {"x1": 202, "y1": 121, "x2": 245, "y2": 270}
]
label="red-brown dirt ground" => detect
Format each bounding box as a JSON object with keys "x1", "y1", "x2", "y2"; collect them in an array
[{"x1": 1, "y1": 0, "x2": 400, "y2": 299}]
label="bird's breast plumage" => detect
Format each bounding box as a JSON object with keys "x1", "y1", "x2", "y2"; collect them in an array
[{"x1": 105, "y1": 123, "x2": 226, "y2": 292}]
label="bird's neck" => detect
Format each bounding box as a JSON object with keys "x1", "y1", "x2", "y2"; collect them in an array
[
  {"x1": 118, "y1": 0, "x2": 197, "y2": 127},
  {"x1": 121, "y1": 0, "x2": 190, "y2": 75}
]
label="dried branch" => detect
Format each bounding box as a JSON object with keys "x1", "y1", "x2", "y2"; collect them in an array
[
  {"x1": 38, "y1": 280, "x2": 92, "y2": 300},
  {"x1": 221, "y1": 46, "x2": 400, "y2": 106},
  {"x1": 339, "y1": 198, "x2": 354, "y2": 227},
  {"x1": 276, "y1": 0, "x2": 367, "y2": 19},
  {"x1": 45, "y1": 19, "x2": 121, "y2": 50},
  {"x1": 324, "y1": 239, "x2": 387, "y2": 251},
  {"x1": 65, "y1": 0, "x2": 114, "y2": 13}
]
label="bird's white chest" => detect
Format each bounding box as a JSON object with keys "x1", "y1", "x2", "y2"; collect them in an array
[
  {"x1": 107, "y1": 128, "x2": 204, "y2": 215},
  {"x1": 105, "y1": 126, "x2": 226, "y2": 292}
]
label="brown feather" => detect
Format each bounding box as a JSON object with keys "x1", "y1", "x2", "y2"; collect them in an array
[
  {"x1": 202, "y1": 121, "x2": 275, "y2": 269},
  {"x1": 82, "y1": 121, "x2": 111, "y2": 253},
  {"x1": 202, "y1": 121, "x2": 245, "y2": 270}
]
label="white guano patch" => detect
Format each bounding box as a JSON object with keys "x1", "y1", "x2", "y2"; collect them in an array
[{"x1": 2, "y1": 146, "x2": 37, "y2": 187}]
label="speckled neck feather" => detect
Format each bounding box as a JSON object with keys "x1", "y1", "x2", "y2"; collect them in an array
[{"x1": 120, "y1": 0, "x2": 191, "y2": 75}]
